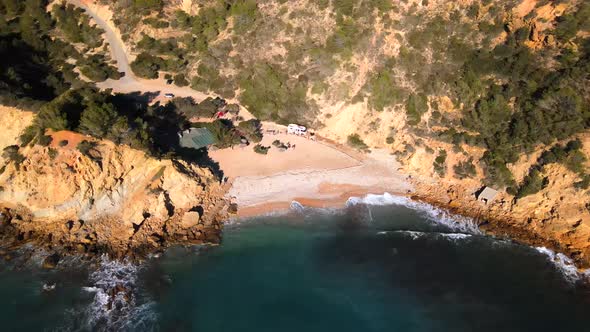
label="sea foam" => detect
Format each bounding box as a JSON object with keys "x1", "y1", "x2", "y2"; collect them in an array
[
  {"x1": 346, "y1": 192, "x2": 481, "y2": 234},
  {"x1": 535, "y1": 247, "x2": 590, "y2": 284},
  {"x1": 348, "y1": 193, "x2": 590, "y2": 284},
  {"x1": 378, "y1": 230, "x2": 473, "y2": 242},
  {"x1": 78, "y1": 256, "x2": 157, "y2": 331}
]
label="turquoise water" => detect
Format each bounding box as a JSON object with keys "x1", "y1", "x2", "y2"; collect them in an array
[{"x1": 1, "y1": 199, "x2": 589, "y2": 331}]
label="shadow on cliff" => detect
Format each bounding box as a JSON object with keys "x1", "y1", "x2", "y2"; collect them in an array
[{"x1": 109, "y1": 92, "x2": 224, "y2": 180}]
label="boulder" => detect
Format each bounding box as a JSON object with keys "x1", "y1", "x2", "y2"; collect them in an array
[{"x1": 181, "y1": 211, "x2": 201, "y2": 228}]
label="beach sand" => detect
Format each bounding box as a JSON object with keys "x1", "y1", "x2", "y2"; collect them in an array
[{"x1": 209, "y1": 124, "x2": 412, "y2": 217}]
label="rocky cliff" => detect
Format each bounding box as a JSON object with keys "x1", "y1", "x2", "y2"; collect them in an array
[
  {"x1": 0, "y1": 109, "x2": 230, "y2": 258},
  {"x1": 391, "y1": 119, "x2": 590, "y2": 267}
]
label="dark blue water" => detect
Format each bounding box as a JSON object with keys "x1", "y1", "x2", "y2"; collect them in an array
[{"x1": 1, "y1": 201, "x2": 589, "y2": 332}]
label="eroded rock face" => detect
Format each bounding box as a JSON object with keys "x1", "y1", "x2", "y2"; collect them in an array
[
  {"x1": 0, "y1": 131, "x2": 230, "y2": 258},
  {"x1": 411, "y1": 166, "x2": 590, "y2": 268}
]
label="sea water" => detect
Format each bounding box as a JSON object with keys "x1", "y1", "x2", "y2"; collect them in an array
[{"x1": 1, "y1": 195, "x2": 589, "y2": 331}]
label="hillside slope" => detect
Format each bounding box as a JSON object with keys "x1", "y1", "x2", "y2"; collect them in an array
[{"x1": 93, "y1": 0, "x2": 590, "y2": 264}]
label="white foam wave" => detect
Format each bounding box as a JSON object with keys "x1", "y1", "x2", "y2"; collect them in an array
[
  {"x1": 394, "y1": 230, "x2": 426, "y2": 240},
  {"x1": 347, "y1": 192, "x2": 481, "y2": 234},
  {"x1": 380, "y1": 230, "x2": 472, "y2": 242},
  {"x1": 440, "y1": 233, "x2": 472, "y2": 240},
  {"x1": 535, "y1": 247, "x2": 590, "y2": 284},
  {"x1": 290, "y1": 200, "x2": 305, "y2": 213},
  {"x1": 78, "y1": 256, "x2": 157, "y2": 331}
]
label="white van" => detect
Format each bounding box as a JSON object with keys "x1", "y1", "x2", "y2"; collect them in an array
[{"x1": 287, "y1": 124, "x2": 307, "y2": 135}]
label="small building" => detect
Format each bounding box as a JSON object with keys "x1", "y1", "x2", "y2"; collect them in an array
[
  {"x1": 178, "y1": 128, "x2": 217, "y2": 150},
  {"x1": 287, "y1": 124, "x2": 307, "y2": 136},
  {"x1": 476, "y1": 186, "x2": 498, "y2": 204}
]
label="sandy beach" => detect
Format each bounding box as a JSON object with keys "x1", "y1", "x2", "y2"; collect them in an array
[{"x1": 209, "y1": 123, "x2": 412, "y2": 217}]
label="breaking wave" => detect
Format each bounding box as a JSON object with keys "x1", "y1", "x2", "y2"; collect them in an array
[
  {"x1": 535, "y1": 247, "x2": 590, "y2": 284},
  {"x1": 346, "y1": 193, "x2": 589, "y2": 284},
  {"x1": 290, "y1": 201, "x2": 305, "y2": 213},
  {"x1": 377, "y1": 230, "x2": 473, "y2": 242},
  {"x1": 76, "y1": 256, "x2": 157, "y2": 331},
  {"x1": 346, "y1": 192, "x2": 481, "y2": 234}
]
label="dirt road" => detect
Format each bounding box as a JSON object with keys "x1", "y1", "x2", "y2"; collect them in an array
[{"x1": 66, "y1": 0, "x2": 251, "y2": 112}]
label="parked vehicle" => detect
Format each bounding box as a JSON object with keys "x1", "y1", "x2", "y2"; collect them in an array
[
  {"x1": 164, "y1": 93, "x2": 175, "y2": 98},
  {"x1": 287, "y1": 124, "x2": 307, "y2": 135}
]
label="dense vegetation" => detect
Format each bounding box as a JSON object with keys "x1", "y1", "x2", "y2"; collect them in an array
[
  {"x1": 515, "y1": 139, "x2": 588, "y2": 198},
  {"x1": 2, "y1": 0, "x2": 590, "y2": 194},
  {"x1": 20, "y1": 87, "x2": 154, "y2": 151},
  {"x1": 0, "y1": 0, "x2": 74, "y2": 109},
  {"x1": 17, "y1": 86, "x2": 256, "y2": 160},
  {"x1": 0, "y1": 0, "x2": 120, "y2": 111},
  {"x1": 111, "y1": 0, "x2": 589, "y2": 184}
]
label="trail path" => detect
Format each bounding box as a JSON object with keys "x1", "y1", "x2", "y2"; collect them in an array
[
  {"x1": 66, "y1": 1, "x2": 411, "y2": 215},
  {"x1": 66, "y1": 0, "x2": 252, "y2": 117}
]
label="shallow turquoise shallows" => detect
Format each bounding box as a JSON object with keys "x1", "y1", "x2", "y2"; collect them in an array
[{"x1": 1, "y1": 202, "x2": 589, "y2": 332}]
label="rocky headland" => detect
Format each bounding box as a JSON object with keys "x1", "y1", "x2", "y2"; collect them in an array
[{"x1": 0, "y1": 106, "x2": 230, "y2": 261}]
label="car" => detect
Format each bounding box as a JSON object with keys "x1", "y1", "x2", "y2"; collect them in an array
[{"x1": 164, "y1": 93, "x2": 175, "y2": 98}]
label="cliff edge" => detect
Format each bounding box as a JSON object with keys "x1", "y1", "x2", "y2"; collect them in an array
[{"x1": 0, "y1": 107, "x2": 229, "y2": 258}]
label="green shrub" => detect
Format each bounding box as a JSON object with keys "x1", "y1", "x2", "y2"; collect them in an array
[
  {"x1": 237, "y1": 119, "x2": 263, "y2": 143},
  {"x1": 77, "y1": 54, "x2": 121, "y2": 82},
  {"x1": 130, "y1": 52, "x2": 163, "y2": 78},
  {"x1": 230, "y1": 0, "x2": 259, "y2": 35},
  {"x1": 272, "y1": 140, "x2": 288, "y2": 149},
  {"x1": 453, "y1": 158, "x2": 477, "y2": 179},
  {"x1": 347, "y1": 134, "x2": 369, "y2": 152},
  {"x1": 364, "y1": 69, "x2": 405, "y2": 111},
  {"x1": 406, "y1": 93, "x2": 428, "y2": 125},
  {"x1": 20, "y1": 125, "x2": 40, "y2": 146},
  {"x1": 481, "y1": 151, "x2": 516, "y2": 188},
  {"x1": 2, "y1": 145, "x2": 26, "y2": 169},
  {"x1": 574, "y1": 173, "x2": 590, "y2": 190},
  {"x1": 238, "y1": 63, "x2": 310, "y2": 124},
  {"x1": 433, "y1": 149, "x2": 447, "y2": 177},
  {"x1": 133, "y1": 0, "x2": 163, "y2": 11},
  {"x1": 48, "y1": 148, "x2": 58, "y2": 160},
  {"x1": 516, "y1": 168, "x2": 548, "y2": 198},
  {"x1": 52, "y1": 4, "x2": 105, "y2": 48},
  {"x1": 174, "y1": 73, "x2": 189, "y2": 87},
  {"x1": 554, "y1": 3, "x2": 590, "y2": 41},
  {"x1": 538, "y1": 140, "x2": 587, "y2": 175},
  {"x1": 78, "y1": 102, "x2": 118, "y2": 138},
  {"x1": 76, "y1": 140, "x2": 98, "y2": 157},
  {"x1": 37, "y1": 135, "x2": 53, "y2": 147},
  {"x1": 253, "y1": 144, "x2": 270, "y2": 154}
]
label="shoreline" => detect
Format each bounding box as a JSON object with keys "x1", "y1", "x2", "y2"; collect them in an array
[
  {"x1": 236, "y1": 187, "x2": 406, "y2": 218},
  {"x1": 209, "y1": 123, "x2": 590, "y2": 271},
  {"x1": 231, "y1": 188, "x2": 590, "y2": 280}
]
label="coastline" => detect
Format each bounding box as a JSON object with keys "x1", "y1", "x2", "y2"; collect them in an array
[
  {"x1": 232, "y1": 188, "x2": 590, "y2": 280},
  {"x1": 236, "y1": 187, "x2": 409, "y2": 218},
  {"x1": 0, "y1": 114, "x2": 587, "y2": 275},
  {"x1": 207, "y1": 124, "x2": 590, "y2": 271}
]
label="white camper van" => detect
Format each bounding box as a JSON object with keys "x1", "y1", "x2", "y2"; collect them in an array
[{"x1": 287, "y1": 124, "x2": 307, "y2": 136}]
